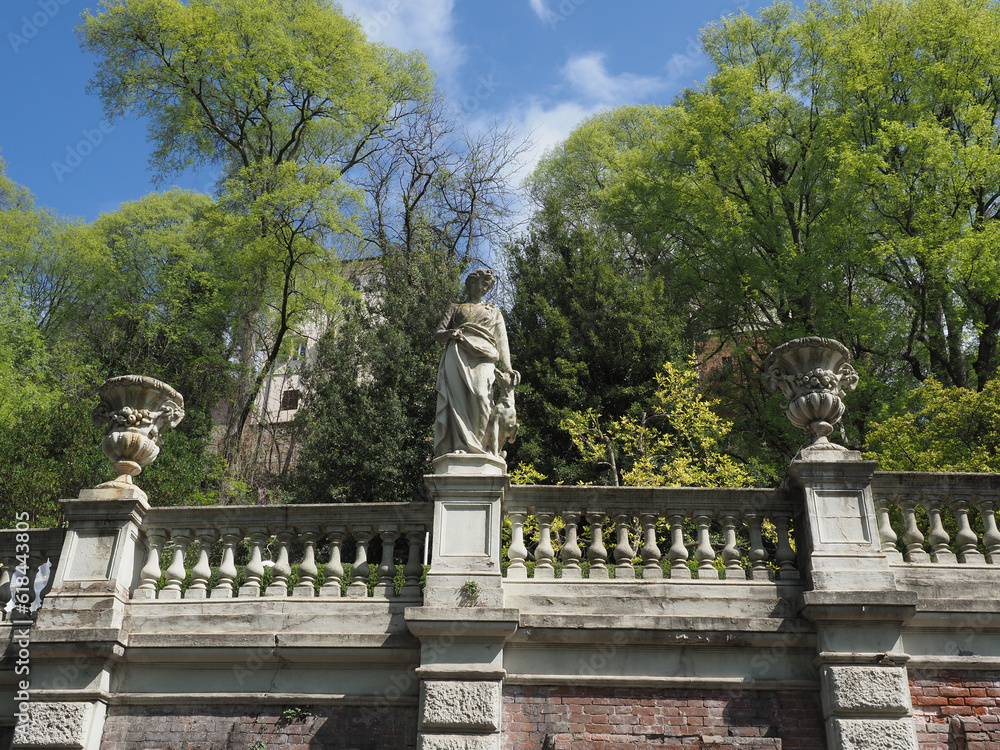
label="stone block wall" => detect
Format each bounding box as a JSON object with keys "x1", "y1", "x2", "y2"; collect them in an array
[
  {"x1": 910, "y1": 670, "x2": 1000, "y2": 750},
  {"x1": 502, "y1": 685, "x2": 825, "y2": 749},
  {"x1": 98, "y1": 703, "x2": 418, "y2": 750}
]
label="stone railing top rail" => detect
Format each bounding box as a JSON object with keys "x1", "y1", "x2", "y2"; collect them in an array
[
  {"x1": 872, "y1": 471, "x2": 1000, "y2": 497},
  {"x1": 142, "y1": 501, "x2": 433, "y2": 533},
  {"x1": 0, "y1": 527, "x2": 66, "y2": 558},
  {"x1": 505, "y1": 484, "x2": 794, "y2": 516}
]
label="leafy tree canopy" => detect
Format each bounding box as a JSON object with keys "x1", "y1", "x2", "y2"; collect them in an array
[
  {"x1": 512, "y1": 0, "x2": 1000, "y2": 480},
  {"x1": 560, "y1": 361, "x2": 756, "y2": 488},
  {"x1": 865, "y1": 376, "x2": 1000, "y2": 472},
  {"x1": 80, "y1": 0, "x2": 430, "y2": 179}
]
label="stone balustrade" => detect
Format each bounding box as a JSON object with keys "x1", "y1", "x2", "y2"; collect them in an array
[
  {"x1": 871, "y1": 471, "x2": 1000, "y2": 565},
  {"x1": 0, "y1": 527, "x2": 65, "y2": 620},
  {"x1": 502, "y1": 485, "x2": 799, "y2": 581},
  {"x1": 132, "y1": 502, "x2": 432, "y2": 600}
]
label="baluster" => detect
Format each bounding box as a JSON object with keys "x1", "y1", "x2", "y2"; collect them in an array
[
  {"x1": 925, "y1": 493, "x2": 956, "y2": 564},
  {"x1": 348, "y1": 530, "x2": 371, "y2": 598},
  {"x1": 640, "y1": 512, "x2": 663, "y2": 579},
  {"x1": 613, "y1": 514, "x2": 635, "y2": 578},
  {"x1": 720, "y1": 514, "x2": 746, "y2": 580},
  {"x1": 586, "y1": 512, "x2": 609, "y2": 579},
  {"x1": 559, "y1": 510, "x2": 583, "y2": 580},
  {"x1": 899, "y1": 497, "x2": 929, "y2": 562},
  {"x1": 533, "y1": 511, "x2": 556, "y2": 579},
  {"x1": 977, "y1": 497, "x2": 1000, "y2": 564},
  {"x1": 293, "y1": 527, "x2": 320, "y2": 597},
  {"x1": 375, "y1": 529, "x2": 397, "y2": 597},
  {"x1": 774, "y1": 514, "x2": 799, "y2": 580},
  {"x1": 667, "y1": 513, "x2": 690, "y2": 579},
  {"x1": 239, "y1": 528, "x2": 268, "y2": 597},
  {"x1": 744, "y1": 513, "x2": 770, "y2": 580},
  {"x1": 506, "y1": 512, "x2": 529, "y2": 580},
  {"x1": 212, "y1": 529, "x2": 240, "y2": 598},
  {"x1": 320, "y1": 527, "x2": 346, "y2": 597},
  {"x1": 951, "y1": 494, "x2": 985, "y2": 564},
  {"x1": 400, "y1": 528, "x2": 424, "y2": 599},
  {"x1": 135, "y1": 528, "x2": 166, "y2": 599},
  {"x1": 186, "y1": 528, "x2": 216, "y2": 599},
  {"x1": 265, "y1": 530, "x2": 292, "y2": 596},
  {"x1": 160, "y1": 529, "x2": 190, "y2": 600},
  {"x1": 874, "y1": 495, "x2": 903, "y2": 562},
  {"x1": 693, "y1": 510, "x2": 717, "y2": 580}
]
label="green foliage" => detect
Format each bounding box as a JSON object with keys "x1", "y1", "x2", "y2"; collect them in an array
[
  {"x1": 80, "y1": 0, "x2": 435, "y2": 465},
  {"x1": 279, "y1": 706, "x2": 313, "y2": 723},
  {"x1": 505, "y1": 208, "x2": 685, "y2": 485},
  {"x1": 460, "y1": 580, "x2": 481, "y2": 604},
  {"x1": 0, "y1": 396, "x2": 106, "y2": 527},
  {"x1": 561, "y1": 361, "x2": 755, "y2": 487},
  {"x1": 0, "y1": 175, "x2": 237, "y2": 514},
  {"x1": 865, "y1": 376, "x2": 1000, "y2": 472},
  {"x1": 513, "y1": 0, "x2": 1000, "y2": 478},
  {"x1": 79, "y1": 0, "x2": 430, "y2": 180},
  {"x1": 294, "y1": 247, "x2": 463, "y2": 502},
  {"x1": 88, "y1": 190, "x2": 240, "y2": 410},
  {"x1": 508, "y1": 463, "x2": 547, "y2": 485}
]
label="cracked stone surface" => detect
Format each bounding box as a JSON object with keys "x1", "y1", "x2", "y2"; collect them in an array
[
  {"x1": 828, "y1": 666, "x2": 910, "y2": 713},
  {"x1": 421, "y1": 681, "x2": 500, "y2": 731},
  {"x1": 13, "y1": 701, "x2": 91, "y2": 748}
]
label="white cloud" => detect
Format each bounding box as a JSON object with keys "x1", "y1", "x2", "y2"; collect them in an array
[
  {"x1": 509, "y1": 99, "x2": 597, "y2": 186},
  {"x1": 561, "y1": 52, "x2": 666, "y2": 105},
  {"x1": 338, "y1": 0, "x2": 466, "y2": 84},
  {"x1": 528, "y1": 0, "x2": 558, "y2": 25}
]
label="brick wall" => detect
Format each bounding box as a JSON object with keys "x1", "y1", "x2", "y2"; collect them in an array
[
  {"x1": 99, "y1": 703, "x2": 418, "y2": 750},
  {"x1": 502, "y1": 685, "x2": 825, "y2": 750},
  {"x1": 911, "y1": 669, "x2": 1000, "y2": 750}
]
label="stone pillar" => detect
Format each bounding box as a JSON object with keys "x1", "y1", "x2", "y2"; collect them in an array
[
  {"x1": 406, "y1": 608, "x2": 518, "y2": 750},
  {"x1": 409, "y1": 454, "x2": 519, "y2": 749},
  {"x1": 23, "y1": 486, "x2": 150, "y2": 750},
  {"x1": 422, "y1": 454, "x2": 507, "y2": 608},
  {"x1": 790, "y1": 445, "x2": 919, "y2": 750}
]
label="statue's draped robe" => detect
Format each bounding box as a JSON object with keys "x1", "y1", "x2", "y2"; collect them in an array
[{"x1": 434, "y1": 302, "x2": 504, "y2": 456}]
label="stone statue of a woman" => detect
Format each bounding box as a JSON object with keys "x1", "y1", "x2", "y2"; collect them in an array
[{"x1": 433, "y1": 268, "x2": 519, "y2": 459}]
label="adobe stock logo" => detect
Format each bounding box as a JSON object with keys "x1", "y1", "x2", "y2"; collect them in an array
[
  {"x1": 8, "y1": 0, "x2": 73, "y2": 53},
  {"x1": 51, "y1": 121, "x2": 115, "y2": 183}
]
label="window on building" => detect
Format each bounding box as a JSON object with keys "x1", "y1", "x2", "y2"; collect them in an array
[{"x1": 280, "y1": 389, "x2": 300, "y2": 411}]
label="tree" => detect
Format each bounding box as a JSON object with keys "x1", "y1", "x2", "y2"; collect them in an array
[
  {"x1": 80, "y1": 0, "x2": 435, "y2": 466},
  {"x1": 514, "y1": 0, "x2": 1000, "y2": 476},
  {"x1": 865, "y1": 376, "x2": 1000, "y2": 472},
  {"x1": 294, "y1": 246, "x2": 462, "y2": 503},
  {"x1": 504, "y1": 205, "x2": 685, "y2": 484},
  {"x1": 561, "y1": 361, "x2": 755, "y2": 488},
  {"x1": 0, "y1": 167, "x2": 244, "y2": 515}
]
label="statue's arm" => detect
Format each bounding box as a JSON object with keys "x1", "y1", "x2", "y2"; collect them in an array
[
  {"x1": 495, "y1": 311, "x2": 514, "y2": 374},
  {"x1": 433, "y1": 304, "x2": 461, "y2": 344}
]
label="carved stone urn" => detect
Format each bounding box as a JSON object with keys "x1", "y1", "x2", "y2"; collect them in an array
[
  {"x1": 762, "y1": 337, "x2": 859, "y2": 445},
  {"x1": 92, "y1": 375, "x2": 185, "y2": 490}
]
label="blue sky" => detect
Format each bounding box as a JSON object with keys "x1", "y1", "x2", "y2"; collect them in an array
[{"x1": 0, "y1": 0, "x2": 774, "y2": 222}]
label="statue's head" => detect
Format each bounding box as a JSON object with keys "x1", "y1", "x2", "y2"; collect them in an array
[{"x1": 464, "y1": 268, "x2": 496, "y2": 297}]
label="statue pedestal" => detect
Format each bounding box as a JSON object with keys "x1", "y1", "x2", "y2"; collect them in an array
[{"x1": 423, "y1": 453, "x2": 507, "y2": 608}]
